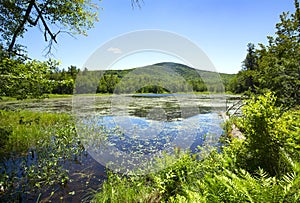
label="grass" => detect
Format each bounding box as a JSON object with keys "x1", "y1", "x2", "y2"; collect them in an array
[
  {"x1": 0, "y1": 92, "x2": 240, "y2": 104},
  {"x1": 0, "y1": 110, "x2": 84, "y2": 202},
  {"x1": 46, "y1": 94, "x2": 73, "y2": 98},
  {"x1": 0, "y1": 110, "x2": 71, "y2": 155},
  {"x1": 0, "y1": 96, "x2": 18, "y2": 102}
]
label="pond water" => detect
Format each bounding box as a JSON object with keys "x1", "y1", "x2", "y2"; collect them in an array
[
  {"x1": 72, "y1": 93, "x2": 235, "y2": 173},
  {"x1": 0, "y1": 94, "x2": 239, "y2": 201}
]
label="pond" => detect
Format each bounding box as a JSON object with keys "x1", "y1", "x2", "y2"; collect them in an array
[
  {"x1": 72, "y1": 93, "x2": 231, "y2": 173},
  {"x1": 0, "y1": 94, "x2": 239, "y2": 202}
]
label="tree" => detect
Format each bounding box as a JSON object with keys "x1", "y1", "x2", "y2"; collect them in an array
[
  {"x1": 257, "y1": 0, "x2": 300, "y2": 107},
  {"x1": 48, "y1": 65, "x2": 80, "y2": 94},
  {"x1": 243, "y1": 43, "x2": 258, "y2": 72},
  {"x1": 0, "y1": 0, "x2": 143, "y2": 57},
  {"x1": 0, "y1": 58, "x2": 56, "y2": 99},
  {"x1": 230, "y1": 0, "x2": 300, "y2": 106},
  {"x1": 0, "y1": 0, "x2": 99, "y2": 56},
  {"x1": 67, "y1": 65, "x2": 80, "y2": 80},
  {"x1": 237, "y1": 93, "x2": 300, "y2": 176},
  {"x1": 242, "y1": 43, "x2": 259, "y2": 92},
  {"x1": 229, "y1": 43, "x2": 259, "y2": 94}
]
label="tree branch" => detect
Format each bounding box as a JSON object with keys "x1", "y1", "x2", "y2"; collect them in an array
[
  {"x1": 131, "y1": 0, "x2": 143, "y2": 9},
  {"x1": 27, "y1": 15, "x2": 40, "y2": 26},
  {"x1": 8, "y1": 0, "x2": 35, "y2": 55},
  {"x1": 33, "y1": 2, "x2": 58, "y2": 44}
]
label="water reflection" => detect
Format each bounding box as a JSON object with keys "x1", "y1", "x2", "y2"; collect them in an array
[
  {"x1": 0, "y1": 94, "x2": 236, "y2": 201},
  {"x1": 99, "y1": 113, "x2": 223, "y2": 153},
  {"x1": 129, "y1": 106, "x2": 214, "y2": 121},
  {"x1": 78, "y1": 111, "x2": 224, "y2": 173}
]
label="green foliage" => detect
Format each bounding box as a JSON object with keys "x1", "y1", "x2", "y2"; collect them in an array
[
  {"x1": 0, "y1": 110, "x2": 84, "y2": 202},
  {"x1": 76, "y1": 63, "x2": 234, "y2": 94},
  {"x1": 0, "y1": 58, "x2": 56, "y2": 99},
  {"x1": 229, "y1": 43, "x2": 260, "y2": 94},
  {"x1": 257, "y1": 7, "x2": 300, "y2": 106},
  {"x1": 236, "y1": 93, "x2": 300, "y2": 176},
  {"x1": 75, "y1": 68, "x2": 103, "y2": 94},
  {"x1": 49, "y1": 65, "x2": 80, "y2": 94},
  {"x1": 229, "y1": 70, "x2": 258, "y2": 94},
  {"x1": 189, "y1": 166, "x2": 300, "y2": 203},
  {"x1": 259, "y1": 0, "x2": 300, "y2": 106},
  {"x1": 230, "y1": 1, "x2": 300, "y2": 107},
  {"x1": 92, "y1": 172, "x2": 153, "y2": 203},
  {"x1": 1, "y1": 59, "x2": 233, "y2": 98},
  {"x1": 93, "y1": 144, "x2": 300, "y2": 203},
  {"x1": 0, "y1": 57, "x2": 81, "y2": 98},
  {"x1": 0, "y1": 0, "x2": 99, "y2": 54},
  {"x1": 97, "y1": 73, "x2": 120, "y2": 93}
]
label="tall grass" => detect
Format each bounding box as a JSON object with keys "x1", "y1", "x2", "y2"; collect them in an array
[
  {"x1": 0, "y1": 110, "x2": 83, "y2": 202},
  {"x1": 0, "y1": 110, "x2": 71, "y2": 156}
]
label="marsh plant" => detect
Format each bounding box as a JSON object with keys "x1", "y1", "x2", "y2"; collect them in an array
[
  {"x1": 92, "y1": 93, "x2": 300, "y2": 203},
  {"x1": 0, "y1": 110, "x2": 84, "y2": 202}
]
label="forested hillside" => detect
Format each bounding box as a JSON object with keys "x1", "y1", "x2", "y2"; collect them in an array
[
  {"x1": 76, "y1": 62, "x2": 235, "y2": 94},
  {"x1": 0, "y1": 59, "x2": 235, "y2": 99}
]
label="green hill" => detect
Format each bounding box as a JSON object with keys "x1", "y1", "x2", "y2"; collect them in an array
[{"x1": 75, "y1": 62, "x2": 235, "y2": 94}]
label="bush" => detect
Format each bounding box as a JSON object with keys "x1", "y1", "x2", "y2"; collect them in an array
[{"x1": 237, "y1": 92, "x2": 300, "y2": 176}]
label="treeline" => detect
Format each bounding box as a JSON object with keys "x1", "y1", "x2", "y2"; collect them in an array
[
  {"x1": 75, "y1": 63, "x2": 235, "y2": 94},
  {"x1": 2, "y1": 0, "x2": 299, "y2": 102},
  {"x1": 0, "y1": 57, "x2": 81, "y2": 99},
  {"x1": 228, "y1": 1, "x2": 300, "y2": 107},
  {"x1": 0, "y1": 57, "x2": 236, "y2": 99}
]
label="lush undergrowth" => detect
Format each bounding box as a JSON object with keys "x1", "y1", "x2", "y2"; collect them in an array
[
  {"x1": 0, "y1": 110, "x2": 84, "y2": 202},
  {"x1": 93, "y1": 93, "x2": 300, "y2": 203},
  {"x1": 0, "y1": 94, "x2": 299, "y2": 202},
  {"x1": 93, "y1": 147, "x2": 300, "y2": 203}
]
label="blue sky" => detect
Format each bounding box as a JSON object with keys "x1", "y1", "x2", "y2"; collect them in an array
[{"x1": 21, "y1": 0, "x2": 295, "y2": 73}]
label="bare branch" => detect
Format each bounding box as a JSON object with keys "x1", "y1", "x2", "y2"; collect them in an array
[
  {"x1": 131, "y1": 0, "x2": 143, "y2": 9},
  {"x1": 9, "y1": 50, "x2": 31, "y2": 60},
  {"x1": 27, "y1": 15, "x2": 39, "y2": 26},
  {"x1": 43, "y1": 39, "x2": 55, "y2": 57},
  {"x1": 60, "y1": 30, "x2": 77, "y2": 40}
]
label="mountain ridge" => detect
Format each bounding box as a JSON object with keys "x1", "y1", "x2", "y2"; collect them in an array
[{"x1": 76, "y1": 62, "x2": 235, "y2": 94}]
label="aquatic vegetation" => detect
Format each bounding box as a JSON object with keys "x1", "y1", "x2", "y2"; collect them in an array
[
  {"x1": 92, "y1": 94, "x2": 300, "y2": 203},
  {"x1": 77, "y1": 112, "x2": 223, "y2": 174},
  {"x1": 92, "y1": 141, "x2": 300, "y2": 203},
  {"x1": 0, "y1": 110, "x2": 84, "y2": 202}
]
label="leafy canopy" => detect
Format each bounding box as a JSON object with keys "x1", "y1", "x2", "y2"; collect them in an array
[
  {"x1": 0, "y1": 57, "x2": 57, "y2": 99},
  {"x1": 230, "y1": 0, "x2": 300, "y2": 107},
  {"x1": 0, "y1": 0, "x2": 99, "y2": 56}
]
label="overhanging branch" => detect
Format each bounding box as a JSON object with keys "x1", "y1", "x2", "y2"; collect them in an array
[
  {"x1": 8, "y1": 0, "x2": 35, "y2": 55},
  {"x1": 33, "y1": 2, "x2": 58, "y2": 44}
]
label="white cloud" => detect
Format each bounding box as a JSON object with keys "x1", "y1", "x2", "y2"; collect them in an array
[{"x1": 107, "y1": 47, "x2": 122, "y2": 54}]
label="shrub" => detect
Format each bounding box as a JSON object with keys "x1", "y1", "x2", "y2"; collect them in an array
[{"x1": 237, "y1": 92, "x2": 300, "y2": 176}]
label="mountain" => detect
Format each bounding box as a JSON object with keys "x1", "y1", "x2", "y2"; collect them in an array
[
  {"x1": 148, "y1": 62, "x2": 235, "y2": 84},
  {"x1": 76, "y1": 62, "x2": 235, "y2": 94}
]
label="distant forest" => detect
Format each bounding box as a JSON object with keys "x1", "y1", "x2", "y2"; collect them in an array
[
  {"x1": 1, "y1": 59, "x2": 236, "y2": 100},
  {"x1": 57, "y1": 62, "x2": 235, "y2": 95}
]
